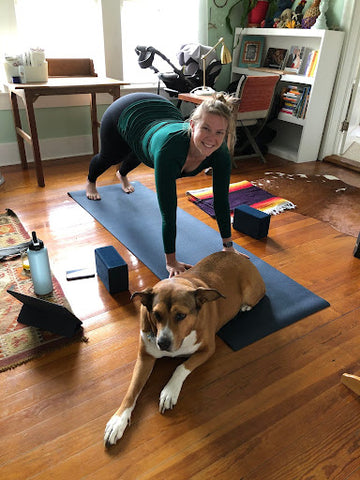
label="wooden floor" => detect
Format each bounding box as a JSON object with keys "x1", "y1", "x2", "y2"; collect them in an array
[{"x1": 1, "y1": 154, "x2": 360, "y2": 480}]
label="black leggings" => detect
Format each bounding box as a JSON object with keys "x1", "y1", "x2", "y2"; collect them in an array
[{"x1": 87, "y1": 92, "x2": 160, "y2": 182}]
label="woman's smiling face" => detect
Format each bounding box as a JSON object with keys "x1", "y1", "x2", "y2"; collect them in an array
[{"x1": 190, "y1": 112, "x2": 228, "y2": 157}]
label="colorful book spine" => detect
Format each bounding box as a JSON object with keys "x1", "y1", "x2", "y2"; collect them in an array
[
  {"x1": 308, "y1": 51, "x2": 318, "y2": 77},
  {"x1": 304, "y1": 50, "x2": 318, "y2": 77},
  {"x1": 279, "y1": 84, "x2": 312, "y2": 119}
]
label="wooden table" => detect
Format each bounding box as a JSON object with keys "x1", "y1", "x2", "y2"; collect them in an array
[
  {"x1": 178, "y1": 93, "x2": 210, "y2": 105},
  {"x1": 7, "y1": 77, "x2": 129, "y2": 187}
]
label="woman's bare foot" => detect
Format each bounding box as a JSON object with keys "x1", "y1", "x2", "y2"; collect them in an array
[
  {"x1": 116, "y1": 171, "x2": 135, "y2": 194},
  {"x1": 86, "y1": 181, "x2": 101, "y2": 200}
]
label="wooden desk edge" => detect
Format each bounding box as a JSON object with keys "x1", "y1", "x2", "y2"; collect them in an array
[
  {"x1": 178, "y1": 93, "x2": 210, "y2": 105},
  {"x1": 5, "y1": 78, "x2": 130, "y2": 92}
]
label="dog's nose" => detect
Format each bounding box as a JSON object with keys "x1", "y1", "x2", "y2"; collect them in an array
[{"x1": 157, "y1": 337, "x2": 172, "y2": 351}]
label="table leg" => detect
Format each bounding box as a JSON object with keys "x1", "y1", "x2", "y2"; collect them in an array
[
  {"x1": 9, "y1": 92, "x2": 28, "y2": 170},
  {"x1": 112, "y1": 86, "x2": 121, "y2": 101},
  {"x1": 23, "y1": 91, "x2": 45, "y2": 187},
  {"x1": 90, "y1": 93, "x2": 99, "y2": 154}
]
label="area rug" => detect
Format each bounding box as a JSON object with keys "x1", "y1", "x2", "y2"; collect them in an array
[
  {"x1": 0, "y1": 209, "x2": 84, "y2": 372},
  {"x1": 253, "y1": 172, "x2": 360, "y2": 237},
  {"x1": 68, "y1": 182, "x2": 329, "y2": 351},
  {"x1": 186, "y1": 180, "x2": 296, "y2": 219}
]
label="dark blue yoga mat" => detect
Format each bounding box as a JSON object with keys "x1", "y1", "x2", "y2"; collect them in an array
[{"x1": 68, "y1": 181, "x2": 329, "y2": 351}]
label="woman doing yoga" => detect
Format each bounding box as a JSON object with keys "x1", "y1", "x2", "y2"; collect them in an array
[{"x1": 86, "y1": 92, "x2": 239, "y2": 277}]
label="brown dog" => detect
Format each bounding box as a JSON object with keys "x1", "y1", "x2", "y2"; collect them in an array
[{"x1": 104, "y1": 251, "x2": 265, "y2": 446}]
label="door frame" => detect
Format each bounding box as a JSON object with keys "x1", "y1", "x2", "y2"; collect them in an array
[
  {"x1": 340, "y1": 71, "x2": 360, "y2": 154},
  {"x1": 319, "y1": 0, "x2": 360, "y2": 160}
]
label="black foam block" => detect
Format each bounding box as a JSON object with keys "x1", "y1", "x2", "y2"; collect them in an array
[
  {"x1": 95, "y1": 246, "x2": 128, "y2": 294},
  {"x1": 233, "y1": 204, "x2": 270, "y2": 239}
]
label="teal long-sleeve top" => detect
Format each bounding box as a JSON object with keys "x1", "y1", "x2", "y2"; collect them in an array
[{"x1": 118, "y1": 98, "x2": 232, "y2": 254}]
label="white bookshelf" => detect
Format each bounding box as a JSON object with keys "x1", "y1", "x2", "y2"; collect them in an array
[{"x1": 231, "y1": 28, "x2": 344, "y2": 163}]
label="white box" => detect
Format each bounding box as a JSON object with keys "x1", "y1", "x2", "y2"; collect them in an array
[{"x1": 18, "y1": 61, "x2": 48, "y2": 83}]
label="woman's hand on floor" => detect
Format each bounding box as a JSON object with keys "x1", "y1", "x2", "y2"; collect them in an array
[{"x1": 166, "y1": 260, "x2": 192, "y2": 278}]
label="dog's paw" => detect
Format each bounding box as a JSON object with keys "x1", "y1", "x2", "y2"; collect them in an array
[
  {"x1": 159, "y1": 384, "x2": 180, "y2": 414},
  {"x1": 104, "y1": 410, "x2": 131, "y2": 447},
  {"x1": 159, "y1": 364, "x2": 190, "y2": 414},
  {"x1": 241, "y1": 304, "x2": 252, "y2": 312}
]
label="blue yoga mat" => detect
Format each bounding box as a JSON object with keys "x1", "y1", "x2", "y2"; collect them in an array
[{"x1": 68, "y1": 181, "x2": 329, "y2": 350}]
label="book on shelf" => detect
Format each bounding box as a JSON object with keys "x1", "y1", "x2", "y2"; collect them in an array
[
  {"x1": 298, "y1": 48, "x2": 312, "y2": 75},
  {"x1": 301, "y1": 49, "x2": 319, "y2": 77},
  {"x1": 284, "y1": 46, "x2": 306, "y2": 74},
  {"x1": 263, "y1": 47, "x2": 288, "y2": 70},
  {"x1": 308, "y1": 50, "x2": 318, "y2": 76},
  {"x1": 279, "y1": 84, "x2": 311, "y2": 119}
]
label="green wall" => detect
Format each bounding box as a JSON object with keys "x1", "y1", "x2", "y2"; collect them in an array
[{"x1": 0, "y1": 111, "x2": 15, "y2": 142}]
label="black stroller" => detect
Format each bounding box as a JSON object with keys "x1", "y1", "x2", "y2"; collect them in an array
[{"x1": 135, "y1": 43, "x2": 222, "y2": 100}]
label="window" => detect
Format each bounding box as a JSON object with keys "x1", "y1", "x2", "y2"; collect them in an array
[
  {"x1": 13, "y1": 0, "x2": 105, "y2": 75},
  {"x1": 121, "y1": 0, "x2": 203, "y2": 83},
  {"x1": 1, "y1": 0, "x2": 206, "y2": 86}
]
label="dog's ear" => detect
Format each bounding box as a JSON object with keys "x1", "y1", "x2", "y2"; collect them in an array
[
  {"x1": 132, "y1": 289, "x2": 157, "y2": 334},
  {"x1": 131, "y1": 288, "x2": 154, "y2": 312},
  {"x1": 194, "y1": 287, "x2": 225, "y2": 308}
]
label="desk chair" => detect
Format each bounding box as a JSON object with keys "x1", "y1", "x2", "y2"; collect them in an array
[
  {"x1": 47, "y1": 58, "x2": 101, "y2": 161},
  {"x1": 233, "y1": 74, "x2": 280, "y2": 164},
  {"x1": 47, "y1": 57, "x2": 102, "y2": 152}
]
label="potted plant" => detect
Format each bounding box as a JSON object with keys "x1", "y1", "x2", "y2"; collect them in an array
[{"x1": 226, "y1": 0, "x2": 278, "y2": 34}]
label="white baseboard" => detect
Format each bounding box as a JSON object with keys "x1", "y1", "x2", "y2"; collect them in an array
[{"x1": 0, "y1": 135, "x2": 93, "y2": 166}]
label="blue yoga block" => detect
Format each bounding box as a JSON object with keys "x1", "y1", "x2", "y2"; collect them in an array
[
  {"x1": 95, "y1": 246, "x2": 128, "y2": 294},
  {"x1": 233, "y1": 204, "x2": 270, "y2": 239}
]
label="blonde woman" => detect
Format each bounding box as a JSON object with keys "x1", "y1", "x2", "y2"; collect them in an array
[{"x1": 85, "y1": 92, "x2": 238, "y2": 277}]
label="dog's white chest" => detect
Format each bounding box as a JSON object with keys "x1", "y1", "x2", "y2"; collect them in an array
[{"x1": 141, "y1": 330, "x2": 201, "y2": 358}]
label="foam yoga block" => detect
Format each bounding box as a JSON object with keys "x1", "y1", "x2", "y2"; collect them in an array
[
  {"x1": 95, "y1": 246, "x2": 128, "y2": 293},
  {"x1": 233, "y1": 204, "x2": 270, "y2": 239}
]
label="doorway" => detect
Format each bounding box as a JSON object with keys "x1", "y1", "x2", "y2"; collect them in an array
[
  {"x1": 339, "y1": 65, "x2": 360, "y2": 164},
  {"x1": 320, "y1": 0, "x2": 360, "y2": 168}
]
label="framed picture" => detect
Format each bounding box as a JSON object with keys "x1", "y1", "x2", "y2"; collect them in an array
[
  {"x1": 238, "y1": 36, "x2": 264, "y2": 68},
  {"x1": 284, "y1": 45, "x2": 306, "y2": 74},
  {"x1": 263, "y1": 47, "x2": 288, "y2": 70}
]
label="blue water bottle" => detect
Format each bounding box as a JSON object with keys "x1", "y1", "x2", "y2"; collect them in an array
[{"x1": 27, "y1": 231, "x2": 53, "y2": 295}]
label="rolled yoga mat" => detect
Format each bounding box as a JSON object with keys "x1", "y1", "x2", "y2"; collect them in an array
[{"x1": 68, "y1": 181, "x2": 329, "y2": 351}]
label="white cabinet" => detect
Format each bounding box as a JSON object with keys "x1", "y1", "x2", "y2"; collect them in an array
[{"x1": 231, "y1": 28, "x2": 344, "y2": 162}]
